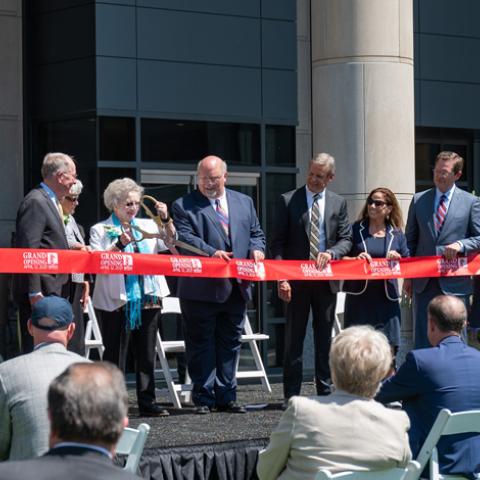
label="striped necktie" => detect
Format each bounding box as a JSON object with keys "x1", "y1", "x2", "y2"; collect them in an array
[
  {"x1": 56, "y1": 198, "x2": 64, "y2": 221},
  {"x1": 434, "y1": 194, "x2": 447, "y2": 235},
  {"x1": 309, "y1": 193, "x2": 321, "y2": 260},
  {"x1": 215, "y1": 199, "x2": 229, "y2": 236}
]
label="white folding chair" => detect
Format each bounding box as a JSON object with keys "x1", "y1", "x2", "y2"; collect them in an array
[
  {"x1": 236, "y1": 314, "x2": 271, "y2": 393},
  {"x1": 333, "y1": 291, "x2": 345, "y2": 337},
  {"x1": 155, "y1": 297, "x2": 271, "y2": 407},
  {"x1": 315, "y1": 460, "x2": 422, "y2": 480},
  {"x1": 116, "y1": 422, "x2": 150, "y2": 474},
  {"x1": 84, "y1": 298, "x2": 105, "y2": 359},
  {"x1": 415, "y1": 408, "x2": 480, "y2": 480},
  {"x1": 155, "y1": 296, "x2": 192, "y2": 408}
]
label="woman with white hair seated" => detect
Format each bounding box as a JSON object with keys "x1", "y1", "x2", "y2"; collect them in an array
[
  {"x1": 257, "y1": 326, "x2": 412, "y2": 480},
  {"x1": 60, "y1": 179, "x2": 90, "y2": 355}
]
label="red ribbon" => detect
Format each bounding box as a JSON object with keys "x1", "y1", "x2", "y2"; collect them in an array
[{"x1": 5, "y1": 248, "x2": 480, "y2": 281}]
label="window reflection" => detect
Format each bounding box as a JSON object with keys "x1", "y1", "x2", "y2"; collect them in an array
[
  {"x1": 266, "y1": 125, "x2": 295, "y2": 166},
  {"x1": 99, "y1": 117, "x2": 135, "y2": 161},
  {"x1": 141, "y1": 119, "x2": 260, "y2": 165},
  {"x1": 415, "y1": 128, "x2": 471, "y2": 193}
]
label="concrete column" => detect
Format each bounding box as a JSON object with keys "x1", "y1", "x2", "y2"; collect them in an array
[
  {"x1": 296, "y1": 0, "x2": 313, "y2": 185},
  {"x1": 310, "y1": 0, "x2": 416, "y2": 359},
  {"x1": 311, "y1": 0, "x2": 415, "y2": 219},
  {"x1": 0, "y1": 0, "x2": 23, "y2": 246},
  {"x1": 0, "y1": 0, "x2": 23, "y2": 357}
]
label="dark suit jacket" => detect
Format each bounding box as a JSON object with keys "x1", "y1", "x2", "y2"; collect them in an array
[
  {"x1": 270, "y1": 186, "x2": 352, "y2": 292},
  {"x1": 0, "y1": 445, "x2": 140, "y2": 480},
  {"x1": 406, "y1": 187, "x2": 480, "y2": 295},
  {"x1": 376, "y1": 336, "x2": 480, "y2": 478},
  {"x1": 343, "y1": 220, "x2": 409, "y2": 300},
  {"x1": 172, "y1": 188, "x2": 265, "y2": 303},
  {"x1": 12, "y1": 185, "x2": 69, "y2": 302}
]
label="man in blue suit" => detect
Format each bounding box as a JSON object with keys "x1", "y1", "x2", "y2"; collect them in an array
[
  {"x1": 172, "y1": 156, "x2": 266, "y2": 414},
  {"x1": 404, "y1": 151, "x2": 480, "y2": 348},
  {"x1": 376, "y1": 295, "x2": 480, "y2": 479}
]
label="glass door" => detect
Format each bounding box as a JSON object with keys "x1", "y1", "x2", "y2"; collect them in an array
[{"x1": 140, "y1": 169, "x2": 262, "y2": 372}]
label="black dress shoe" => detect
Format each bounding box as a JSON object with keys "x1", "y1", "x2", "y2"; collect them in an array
[
  {"x1": 281, "y1": 400, "x2": 290, "y2": 411},
  {"x1": 216, "y1": 401, "x2": 247, "y2": 414},
  {"x1": 138, "y1": 403, "x2": 169, "y2": 417},
  {"x1": 316, "y1": 379, "x2": 332, "y2": 396},
  {"x1": 195, "y1": 405, "x2": 211, "y2": 415}
]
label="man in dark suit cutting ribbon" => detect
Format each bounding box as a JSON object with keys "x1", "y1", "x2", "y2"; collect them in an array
[{"x1": 172, "y1": 155, "x2": 265, "y2": 414}]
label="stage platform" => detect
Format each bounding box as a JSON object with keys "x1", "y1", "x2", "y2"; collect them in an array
[{"x1": 126, "y1": 381, "x2": 316, "y2": 480}]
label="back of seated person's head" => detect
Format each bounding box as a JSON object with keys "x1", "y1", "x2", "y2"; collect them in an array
[
  {"x1": 428, "y1": 295, "x2": 466, "y2": 334},
  {"x1": 48, "y1": 362, "x2": 128, "y2": 449},
  {"x1": 329, "y1": 326, "x2": 391, "y2": 399}
]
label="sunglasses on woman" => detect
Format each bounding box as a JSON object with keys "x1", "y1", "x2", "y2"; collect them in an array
[{"x1": 367, "y1": 198, "x2": 389, "y2": 208}]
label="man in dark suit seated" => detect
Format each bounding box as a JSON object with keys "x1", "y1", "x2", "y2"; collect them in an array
[
  {"x1": 13, "y1": 152, "x2": 78, "y2": 353},
  {"x1": 0, "y1": 362, "x2": 140, "y2": 480},
  {"x1": 172, "y1": 155, "x2": 266, "y2": 414},
  {"x1": 376, "y1": 295, "x2": 480, "y2": 479}
]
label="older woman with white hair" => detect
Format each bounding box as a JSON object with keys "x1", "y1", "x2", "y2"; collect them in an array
[
  {"x1": 257, "y1": 326, "x2": 412, "y2": 480},
  {"x1": 89, "y1": 177, "x2": 175, "y2": 417},
  {"x1": 60, "y1": 179, "x2": 90, "y2": 355}
]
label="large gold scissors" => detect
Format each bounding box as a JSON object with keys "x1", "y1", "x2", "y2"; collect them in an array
[
  {"x1": 140, "y1": 195, "x2": 167, "y2": 228},
  {"x1": 123, "y1": 195, "x2": 209, "y2": 256}
]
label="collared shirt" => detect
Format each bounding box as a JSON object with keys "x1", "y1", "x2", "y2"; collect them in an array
[
  {"x1": 33, "y1": 341, "x2": 55, "y2": 351},
  {"x1": 434, "y1": 184, "x2": 455, "y2": 214},
  {"x1": 209, "y1": 193, "x2": 229, "y2": 217},
  {"x1": 52, "y1": 442, "x2": 112, "y2": 459},
  {"x1": 40, "y1": 182, "x2": 60, "y2": 208},
  {"x1": 305, "y1": 186, "x2": 326, "y2": 253}
]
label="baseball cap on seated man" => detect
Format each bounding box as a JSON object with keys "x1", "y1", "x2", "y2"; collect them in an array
[{"x1": 31, "y1": 296, "x2": 73, "y2": 331}]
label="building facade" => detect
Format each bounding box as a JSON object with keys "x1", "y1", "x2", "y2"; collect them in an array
[{"x1": 1, "y1": 0, "x2": 479, "y2": 369}]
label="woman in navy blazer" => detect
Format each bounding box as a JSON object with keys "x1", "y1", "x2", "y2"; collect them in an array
[{"x1": 343, "y1": 188, "x2": 409, "y2": 352}]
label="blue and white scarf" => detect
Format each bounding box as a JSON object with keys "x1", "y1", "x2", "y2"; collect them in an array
[{"x1": 111, "y1": 214, "x2": 159, "y2": 330}]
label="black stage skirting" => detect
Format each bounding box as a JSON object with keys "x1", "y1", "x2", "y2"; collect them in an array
[
  {"x1": 138, "y1": 438, "x2": 268, "y2": 480},
  {"x1": 126, "y1": 381, "x2": 317, "y2": 480}
]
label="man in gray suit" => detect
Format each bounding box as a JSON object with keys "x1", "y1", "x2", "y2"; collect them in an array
[
  {"x1": 271, "y1": 153, "x2": 352, "y2": 404},
  {"x1": 0, "y1": 296, "x2": 85, "y2": 461},
  {"x1": 13, "y1": 152, "x2": 78, "y2": 353},
  {"x1": 0, "y1": 362, "x2": 139, "y2": 480},
  {"x1": 404, "y1": 151, "x2": 480, "y2": 348}
]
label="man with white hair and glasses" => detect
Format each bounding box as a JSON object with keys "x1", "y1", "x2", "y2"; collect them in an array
[{"x1": 13, "y1": 152, "x2": 78, "y2": 353}]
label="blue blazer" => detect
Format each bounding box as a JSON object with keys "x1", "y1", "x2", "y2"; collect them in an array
[
  {"x1": 343, "y1": 220, "x2": 409, "y2": 301},
  {"x1": 172, "y1": 188, "x2": 265, "y2": 303},
  {"x1": 406, "y1": 187, "x2": 480, "y2": 295},
  {"x1": 376, "y1": 336, "x2": 480, "y2": 478}
]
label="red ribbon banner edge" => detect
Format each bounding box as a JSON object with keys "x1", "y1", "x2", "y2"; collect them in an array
[{"x1": 5, "y1": 248, "x2": 480, "y2": 282}]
